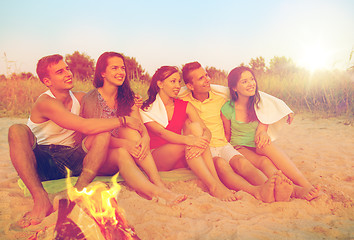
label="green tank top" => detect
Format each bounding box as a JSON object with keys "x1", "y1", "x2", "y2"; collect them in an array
[{"x1": 221, "y1": 101, "x2": 258, "y2": 147}]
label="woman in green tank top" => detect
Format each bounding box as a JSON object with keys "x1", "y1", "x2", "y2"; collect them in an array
[{"x1": 221, "y1": 66, "x2": 320, "y2": 201}]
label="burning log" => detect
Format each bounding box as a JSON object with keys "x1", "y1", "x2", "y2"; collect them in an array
[
  {"x1": 54, "y1": 199, "x2": 87, "y2": 240},
  {"x1": 53, "y1": 175, "x2": 140, "y2": 240}
]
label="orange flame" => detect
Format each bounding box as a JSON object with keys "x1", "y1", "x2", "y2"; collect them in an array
[
  {"x1": 67, "y1": 173, "x2": 122, "y2": 226},
  {"x1": 65, "y1": 170, "x2": 139, "y2": 240}
]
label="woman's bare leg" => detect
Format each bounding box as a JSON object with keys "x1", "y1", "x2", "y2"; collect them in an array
[
  {"x1": 152, "y1": 144, "x2": 186, "y2": 170},
  {"x1": 214, "y1": 157, "x2": 276, "y2": 203},
  {"x1": 117, "y1": 127, "x2": 165, "y2": 187},
  {"x1": 237, "y1": 147, "x2": 278, "y2": 178},
  {"x1": 98, "y1": 147, "x2": 186, "y2": 205},
  {"x1": 229, "y1": 154, "x2": 268, "y2": 186},
  {"x1": 228, "y1": 151, "x2": 293, "y2": 202},
  {"x1": 257, "y1": 142, "x2": 310, "y2": 187},
  {"x1": 257, "y1": 142, "x2": 320, "y2": 200}
]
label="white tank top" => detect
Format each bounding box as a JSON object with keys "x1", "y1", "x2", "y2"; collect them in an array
[{"x1": 27, "y1": 90, "x2": 80, "y2": 147}]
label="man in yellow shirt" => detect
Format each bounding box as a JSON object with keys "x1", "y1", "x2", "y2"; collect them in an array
[{"x1": 180, "y1": 61, "x2": 277, "y2": 203}]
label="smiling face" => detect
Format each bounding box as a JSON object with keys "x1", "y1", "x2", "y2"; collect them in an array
[
  {"x1": 186, "y1": 67, "x2": 211, "y2": 94},
  {"x1": 158, "y1": 72, "x2": 181, "y2": 98},
  {"x1": 101, "y1": 56, "x2": 126, "y2": 87},
  {"x1": 43, "y1": 60, "x2": 73, "y2": 90},
  {"x1": 233, "y1": 70, "x2": 257, "y2": 97}
]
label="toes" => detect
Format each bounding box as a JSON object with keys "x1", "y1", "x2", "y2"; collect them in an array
[
  {"x1": 304, "y1": 187, "x2": 320, "y2": 201},
  {"x1": 16, "y1": 212, "x2": 43, "y2": 228}
]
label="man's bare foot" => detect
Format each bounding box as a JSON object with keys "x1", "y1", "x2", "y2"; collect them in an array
[
  {"x1": 254, "y1": 174, "x2": 276, "y2": 203},
  {"x1": 209, "y1": 183, "x2": 241, "y2": 202},
  {"x1": 154, "y1": 188, "x2": 188, "y2": 206},
  {"x1": 293, "y1": 185, "x2": 321, "y2": 201},
  {"x1": 274, "y1": 171, "x2": 293, "y2": 202},
  {"x1": 15, "y1": 196, "x2": 53, "y2": 228}
]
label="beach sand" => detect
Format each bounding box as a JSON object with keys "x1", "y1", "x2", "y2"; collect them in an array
[{"x1": 0, "y1": 115, "x2": 353, "y2": 240}]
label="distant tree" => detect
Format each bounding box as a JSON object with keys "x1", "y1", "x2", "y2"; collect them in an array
[
  {"x1": 20, "y1": 72, "x2": 35, "y2": 80},
  {"x1": 206, "y1": 66, "x2": 227, "y2": 79},
  {"x1": 268, "y1": 56, "x2": 298, "y2": 76},
  {"x1": 249, "y1": 56, "x2": 266, "y2": 74},
  {"x1": 0, "y1": 74, "x2": 6, "y2": 81},
  {"x1": 205, "y1": 66, "x2": 227, "y2": 85},
  {"x1": 124, "y1": 55, "x2": 150, "y2": 82},
  {"x1": 65, "y1": 51, "x2": 95, "y2": 81}
]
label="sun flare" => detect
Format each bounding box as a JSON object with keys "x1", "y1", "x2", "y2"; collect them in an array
[{"x1": 298, "y1": 43, "x2": 333, "y2": 72}]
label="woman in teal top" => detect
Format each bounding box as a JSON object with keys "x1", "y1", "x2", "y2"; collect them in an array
[
  {"x1": 221, "y1": 100, "x2": 258, "y2": 148},
  {"x1": 221, "y1": 66, "x2": 320, "y2": 201}
]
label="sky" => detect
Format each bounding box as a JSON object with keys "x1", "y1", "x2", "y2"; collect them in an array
[{"x1": 0, "y1": 0, "x2": 353, "y2": 76}]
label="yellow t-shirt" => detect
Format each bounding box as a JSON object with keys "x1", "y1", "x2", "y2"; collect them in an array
[{"x1": 181, "y1": 91, "x2": 228, "y2": 147}]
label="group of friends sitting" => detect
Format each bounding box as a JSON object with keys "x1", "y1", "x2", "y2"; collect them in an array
[{"x1": 8, "y1": 52, "x2": 320, "y2": 228}]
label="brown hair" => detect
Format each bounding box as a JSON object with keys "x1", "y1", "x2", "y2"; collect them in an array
[
  {"x1": 142, "y1": 66, "x2": 179, "y2": 110},
  {"x1": 182, "y1": 61, "x2": 201, "y2": 84},
  {"x1": 228, "y1": 66, "x2": 260, "y2": 122},
  {"x1": 94, "y1": 52, "x2": 134, "y2": 116},
  {"x1": 36, "y1": 54, "x2": 63, "y2": 83}
]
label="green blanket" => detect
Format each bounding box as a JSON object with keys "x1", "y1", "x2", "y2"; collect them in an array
[{"x1": 18, "y1": 168, "x2": 197, "y2": 197}]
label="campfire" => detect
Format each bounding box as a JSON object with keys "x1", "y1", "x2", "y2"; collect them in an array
[
  {"x1": 28, "y1": 173, "x2": 140, "y2": 240},
  {"x1": 54, "y1": 173, "x2": 140, "y2": 240}
]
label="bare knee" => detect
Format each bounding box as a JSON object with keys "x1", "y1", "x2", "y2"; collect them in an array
[
  {"x1": 214, "y1": 157, "x2": 229, "y2": 170},
  {"x1": 118, "y1": 127, "x2": 141, "y2": 142},
  {"x1": 8, "y1": 124, "x2": 33, "y2": 146},
  {"x1": 95, "y1": 131, "x2": 111, "y2": 141},
  {"x1": 185, "y1": 122, "x2": 203, "y2": 136},
  {"x1": 229, "y1": 156, "x2": 252, "y2": 173},
  {"x1": 113, "y1": 148, "x2": 134, "y2": 165},
  {"x1": 91, "y1": 132, "x2": 111, "y2": 147},
  {"x1": 258, "y1": 156, "x2": 273, "y2": 170}
]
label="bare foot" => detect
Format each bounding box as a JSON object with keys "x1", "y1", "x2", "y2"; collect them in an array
[
  {"x1": 149, "y1": 177, "x2": 166, "y2": 189},
  {"x1": 254, "y1": 174, "x2": 276, "y2": 203},
  {"x1": 293, "y1": 185, "x2": 321, "y2": 201},
  {"x1": 210, "y1": 183, "x2": 241, "y2": 202},
  {"x1": 15, "y1": 195, "x2": 53, "y2": 228},
  {"x1": 154, "y1": 188, "x2": 188, "y2": 206},
  {"x1": 274, "y1": 171, "x2": 293, "y2": 202}
]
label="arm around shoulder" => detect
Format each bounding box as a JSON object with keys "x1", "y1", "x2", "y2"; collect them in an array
[{"x1": 36, "y1": 93, "x2": 122, "y2": 135}]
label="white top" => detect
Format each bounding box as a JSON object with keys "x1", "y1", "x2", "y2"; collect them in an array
[{"x1": 27, "y1": 90, "x2": 80, "y2": 147}]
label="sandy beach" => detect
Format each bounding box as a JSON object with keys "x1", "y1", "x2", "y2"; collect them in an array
[{"x1": 0, "y1": 115, "x2": 353, "y2": 240}]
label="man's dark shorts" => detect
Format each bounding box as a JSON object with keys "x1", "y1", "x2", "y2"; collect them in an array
[{"x1": 33, "y1": 141, "x2": 86, "y2": 181}]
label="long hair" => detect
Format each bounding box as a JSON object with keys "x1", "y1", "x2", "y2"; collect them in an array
[
  {"x1": 94, "y1": 52, "x2": 134, "y2": 116},
  {"x1": 142, "y1": 66, "x2": 179, "y2": 110},
  {"x1": 227, "y1": 66, "x2": 260, "y2": 122}
]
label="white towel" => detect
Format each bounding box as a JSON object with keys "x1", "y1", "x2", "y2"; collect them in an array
[
  {"x1": 140, "y1": 93, "x2": 169, "y2": 127},
  {"x1": 179, "y1": 84, "x2": 229, "y2": 99},
  {"x1": 178, "y1": 84, "x2": 293, "y2": 140},
  {"x1": 256, "y1": 91, "x2": 293, "y2": 140}
]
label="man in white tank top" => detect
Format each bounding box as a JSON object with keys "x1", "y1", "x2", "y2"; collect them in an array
[{"x1": 8, "y1": 54, "x2": 143, "y2": 228}]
